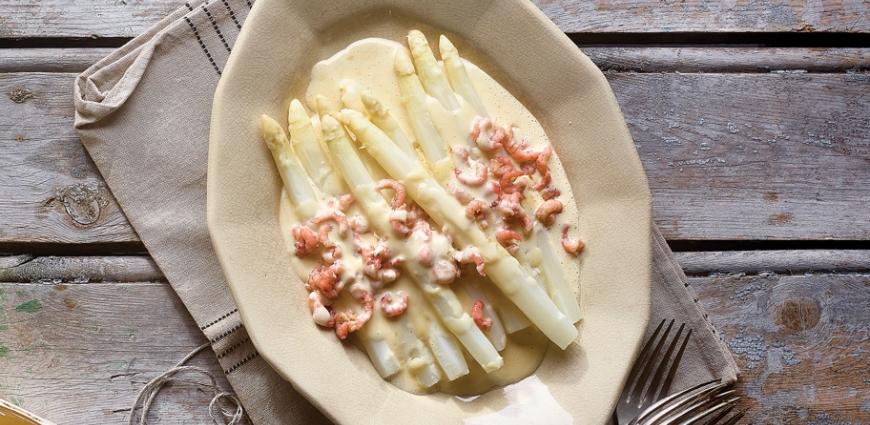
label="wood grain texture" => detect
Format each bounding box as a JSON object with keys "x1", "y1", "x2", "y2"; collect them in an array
[
  {"x1": 0, "y1": 282, "x2": 247, "y2": 424},
  {"x1": 609, "y1": 71, "x2": 870, "y2": 241},
  {"x1": 533, "y1": 0, "x2": 870, "y2": 33},
  {"x1": 3, "y1": 69, "x2": 868, "y2": 244},
  {"x1": 0, "y1": 49, "x2": 115, "y2": 73},
  {"x1": 694, "y1": 272, "x2": 870, "y2": 424},
  {"x1": 676, "y1": 250, "x2": 870, "y2": 275},
  {"x1": 0, "y1": 0, "x2": 186, "y2": 39},
  {"x1": 583, "y1": 47, "x2": 870, "y2": 73},
  {"x1": 1, "y1": 0, "x2": 868, "y2": 39},
  {"x1": 0, "y1": 73, "x2": 139, "y2": 244},
  {"x1": 0, "y1": 255, "x2": 165, "y2": 283},
  {"x1": 3, "y1": 47, "x2": 868, "y2": 74}
]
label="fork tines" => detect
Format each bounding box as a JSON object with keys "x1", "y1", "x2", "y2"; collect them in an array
[
  {"x1": 630, "y1": 319, "x2": 692, "y2": 408},
  {"x1": 633, "y1": 379, "x2": 744, "y2": 425}
]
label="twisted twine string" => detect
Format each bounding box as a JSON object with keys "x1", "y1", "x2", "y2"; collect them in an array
[{"x1": 128, "y1": 343, "x2": 245, "y2": 424}]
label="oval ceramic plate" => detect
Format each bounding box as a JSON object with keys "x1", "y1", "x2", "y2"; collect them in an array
[{"x1": 207, "y1": 0, "x2": 652, "y2": 423}]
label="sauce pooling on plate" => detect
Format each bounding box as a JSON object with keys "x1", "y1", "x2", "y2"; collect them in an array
[{"x1": 265, "y1": 32, "x2": 584, "y2": 395}]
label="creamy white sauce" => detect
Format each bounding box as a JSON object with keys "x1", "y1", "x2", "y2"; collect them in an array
[{"x1": 280, "y1": 38, "x2": 581, "y2": 395}]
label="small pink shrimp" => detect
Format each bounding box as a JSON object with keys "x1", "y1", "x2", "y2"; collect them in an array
[
  {"x1": 561, "y1": 224, "x2": 585, "y2": 256},
  {"x1": 465, "y1": 199, "x2": 490, "y2": 228},
  {"x1": 291, "y1": 225, "x2": 319, "y2": 257},
  {"x1": 375, "y1": 179, "x2": 411, "y2": 236},
  {"x1": 454, "y1": 247, "x2": 485, "y2": 276},
  {"x1": 432, "y1": 260, "x2": 459, "y2": 285},
  {"x1": 489, "y1": 181, "x2": 503, "y2": 201},
  {"x1": 501, "y1": 127, "x2": 540, "y2": 163},
  {"x1": 541, "y1": 187, "x2": 561, "y2": 200},
  {"x1": 379, "y1": 257, "x2": 403, "y2": 284},
  {"x1": 357, "y1": 239, "x2": 391, "y2": 281},
  {"x1": 380, "y1": 291, "x2": 409, "y2": 317},
  {"x1": 334, "y1": 284, "x2": 374, "y2": 339},
  {"x1": 447, "y1": 181, "x2": 474, "y2": 204},
  {"x1": 472, "y1": 300, "x2": 492, "y2": 331},
  {"x1": 453, "y1": 146, "x2": 470, "y2": 163},
  {"x1": 338, "y1": 194, "x2": 355, "y2": 211},
  {"x1": 473, "y1": 117, "x2": 502, "y2": 151},
  {"x1": 498, "y1": 192, "x2": 534, "y2": 234},
  {"x1": 317, "y1": 223, "x2": 342, "y2": 262},
  {"x1": 306, "y1": 264, "x2": 340, "y2": 299},
  {"x1": 347, "y1": 213, "x2": 370, "y2": 233},
  {"x1": 375, "y1": 179, "x2": 407, "y2": 209},
  {"x1": 410, "y1": 219, "x2": 432, "y2": 241},
  {"x1": 308, "y1": 291, "x2": 334, "y2": 327},
  {"x1": 532, "y1": 146, "x2": 553, "y2": 191},
  {"x1": 311, "y1": 209, "x2": 349, "y2": 235},
  {"x1": 535, "y1": 199, "x2": 563, "y2": 227},
  {"x1": 499, "y1": 169, "x2": 527, "y2": 195},
  {"x1": 489, "y1": 156, "x2": 514, "y2": 178},
  {"x1": 454, "y1": 160, "x2": 488, "y2": 186},
  {"x1": 417, "y1": 244, "x2": 434, "y2": 267},
  {"x1": 496, "y1": 229, "x2": 522, "y2": 254}
]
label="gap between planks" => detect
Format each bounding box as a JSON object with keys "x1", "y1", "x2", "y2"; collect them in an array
[
  {"x1": 3, "y1": 251, "x2": 870, "y2": 282},
  {"x1": 2, "y1": 0, "x2": 870, "y2": 38},
  {"x1": 1, "y1": 47, "x2": 869, "y2": 73}
]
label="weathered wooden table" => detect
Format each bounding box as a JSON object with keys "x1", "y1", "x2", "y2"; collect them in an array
[{"x1": 2, "y1": 1, "x2": 869, "y2": 423}]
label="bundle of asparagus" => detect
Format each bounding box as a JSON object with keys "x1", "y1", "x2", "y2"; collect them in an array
[{"x1": 260, "y1": 30, "x2": 585, "y2": 392}]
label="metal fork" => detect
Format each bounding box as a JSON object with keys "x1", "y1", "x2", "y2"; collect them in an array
[
  {"x1": 612, "y1": 319, "x2": 692, "y2": 425},
  {"x1": 632, "y1": 379, "x2": 745, "y2": 425},
  {"x1": 611, "y1": 320, "x2": 692, "y2": 425}
]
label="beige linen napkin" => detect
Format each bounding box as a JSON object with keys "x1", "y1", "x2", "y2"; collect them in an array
[{"x1": 73, "y1": 0, "x2": 738, "y2": 423}]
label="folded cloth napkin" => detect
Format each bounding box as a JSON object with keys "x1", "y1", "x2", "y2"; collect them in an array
[{"x1": 73, "y1": 0, "x2": 738, "y2": 423}]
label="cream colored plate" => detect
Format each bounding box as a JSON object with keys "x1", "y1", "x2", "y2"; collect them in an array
[{"x1": 207, "y1": 0, "x2": 652, "y2": 423}]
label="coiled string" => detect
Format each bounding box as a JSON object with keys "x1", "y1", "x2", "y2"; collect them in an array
[{"x1": 128, "y1": 343, "x2": 245, "y2": 424}]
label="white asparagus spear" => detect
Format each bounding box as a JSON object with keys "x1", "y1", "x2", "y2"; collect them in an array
[
  {"x1": 286, "y1": 100, "x2": 345, "y2": 198},
  {"x1": 323, "y1": 114, "x2": 502, "y2": 373},
  {"x1": 396, "y1": 316, "x2": 441, "y2": 387},
  {"x1": 360, "y1": 90, "x2": 417, "y2": 160},
  {"x1": 341, "y1": 109, "x2": 578, "y2": 349},
  {"x1": 395, "y1": 50, "x2": 448, "y2": 164},
  {"x1": 465, "y1": 283, "x2": 506, "y2": 351},
  {"x1": 407, "y1": 30, "x2": 460, "y2": 111},
  {"x1": 428, "y1": 321, "x2": 469, "y2": 381},
  {"x1": 259, "y1": 115, "x2": 319, "y2": 218},
  {"x1": 362, "y1": 337, "x2": 402, "y2": 378},
  {"x1": 439, "y1": 35, "x2": 488, "y2": 118},
  {"x1": 536, "y1": 227, "x2": 583, "y2": 323}
]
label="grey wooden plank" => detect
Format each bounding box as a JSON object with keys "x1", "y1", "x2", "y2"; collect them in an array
[
  {"x1": 3, "y1": 47, "x2": 868, "y2": 74},
  {"x1": 2, "y1": 70, "x2": 868, "y2": 243},
  {"x1": 1, "y1": 0, "x2": 186, "y2": 39},
  {"x1": 6, "y1": 47, "x2": 870, "y2": 73},
  {"x1": 0, "y1": 73, "x2": 139, "y2": 244},
  {"x1": 0, "y1": 255, "x2": 165, "y2": 282},
  {"x1": 693, "y1": 272, "x2": 870, "y2": 423},
  {"x1": 0, "y1": 48, "x2": 115, "y2": 73},
  {"x1": 608, "y1": 71, "x2": 870, "y2": 241},
  {"x1": 532, "y1": 0, "x2": 870, "y2": 33},
  {"x1": 675, "y1": 250, "x2": 870, "y2": 275},
  {"x1": 0, "y1": 282, "x2": 247, "y2": 424},
  {"x1": 582, "y1": 47, "x2": 870, "y2": 73},
  {"x1": 1, "y1": 0, "x2": 868, "y2": 39}
]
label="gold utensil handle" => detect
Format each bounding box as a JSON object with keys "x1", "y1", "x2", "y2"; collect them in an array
[{"x1": 0, "y1": 398, "x2": 56, "y2": 425}]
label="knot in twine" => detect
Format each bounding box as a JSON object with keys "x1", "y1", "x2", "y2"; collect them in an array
[{"x1": 128, "y1": 343, "x2": 245, "y2": 424}]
